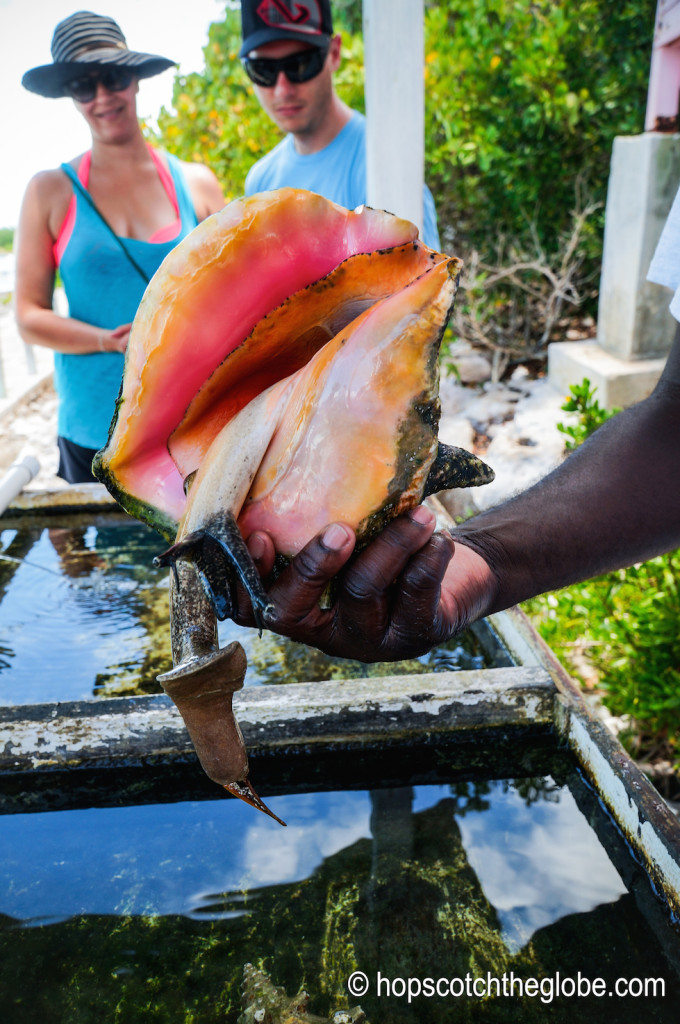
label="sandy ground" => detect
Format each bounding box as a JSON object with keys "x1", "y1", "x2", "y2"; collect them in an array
[{"x1": 1, "y1": 303, "x2": 63, "y2": 490}]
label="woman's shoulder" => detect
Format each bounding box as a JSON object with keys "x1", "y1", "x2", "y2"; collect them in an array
[
  {"x1": 28, "y1": 166, "x2": 70, "y2": 196},
  {"x1": 174, "y1": 156, "x2": 225, "y2": 219},
  {"x1": 26, "y1": 156, "x2": 87, "y2": 205},
  {"x1": 22, "y1": 157, "x2": 86, "y2": 239}
]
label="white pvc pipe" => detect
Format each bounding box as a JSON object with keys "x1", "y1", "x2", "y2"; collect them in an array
[
  {"x1": 363, "y1": 0, "x2": 425, "y2": 234},
  {"x1": 0, "y1": 454, "x2": 40, "y2": 515}
]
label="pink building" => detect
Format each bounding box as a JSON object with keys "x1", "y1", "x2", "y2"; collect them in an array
[{"x1": 647, "y1": 0, "x2": 680, "y2": 130}]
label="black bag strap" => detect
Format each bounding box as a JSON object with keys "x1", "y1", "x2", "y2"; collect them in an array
[{"x1": 60, "y1": 162, "x2": 151, "y2": 286}]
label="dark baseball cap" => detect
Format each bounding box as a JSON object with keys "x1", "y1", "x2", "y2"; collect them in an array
[{"x1": 239, "y1": 0, "x2": 334, "y2": 58}]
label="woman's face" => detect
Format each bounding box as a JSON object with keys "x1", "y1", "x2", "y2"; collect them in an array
[{"x1": 72, "y1": 71, "x2": 140, "y2": 143}]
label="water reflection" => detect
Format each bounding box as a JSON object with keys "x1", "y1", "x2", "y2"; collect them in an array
[
  {"x1": 0, "y1": 779, "x2": 628, "y2": 930},
  {"x1": 0, "y1": 775, "x2": 677, "y2": 1023},
  {"x1": 456, "y1": 779, "x2": 626, "y2": 952},
  {"x1": 0, "y1": 524, "x2": 170, "y2": 702},
  {"x1": 0, "y1": 521, "x2": 488, "y2": 704}
]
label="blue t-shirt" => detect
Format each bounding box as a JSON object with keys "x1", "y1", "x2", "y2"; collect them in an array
[{"x1": 245, "y1": 111, "x2": 441, "y2": 251}]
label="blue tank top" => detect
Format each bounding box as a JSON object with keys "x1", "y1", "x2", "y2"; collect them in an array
[{"x1": 56, "y1": 152, "x2": 199, "y2": 449}]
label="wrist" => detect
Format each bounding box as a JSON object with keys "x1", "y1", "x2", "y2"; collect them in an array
[
  {"x1": 97, "y1": 330, "x2": 107, "y2": 353},
  {"x1": 445, "y1": 536, "x2": 501, "y2": 624}
]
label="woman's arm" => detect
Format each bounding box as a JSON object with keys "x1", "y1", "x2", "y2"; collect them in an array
[{"x1": 15, "y1": 170, "x2": 130, "y2": 355}]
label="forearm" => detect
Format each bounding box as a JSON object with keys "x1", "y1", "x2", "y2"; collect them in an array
[
  {"x1": 15, "y1": 173, "x2": 126, "y2": 356},
  {"x1": 17, "y1": 305, "x2": 123, "y2": 355},
  {"x1": 452, "y1": 367, "x2": 680, "y2": 613}
]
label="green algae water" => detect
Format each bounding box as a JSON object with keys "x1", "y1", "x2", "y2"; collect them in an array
[
  {"x1": 0, "y1": 519, "x2": 493, "y2": 704},
  {"x1": 2, "y1": 512, "x2": 680, "y2": 1023},
  {"x1": 1, "y1": 749, "x2": 679, "y2": 1023}
]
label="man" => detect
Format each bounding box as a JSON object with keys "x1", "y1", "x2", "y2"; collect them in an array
[
  {"x1": 232, "y1": 189, "x2": 680, "y2": 661},
  {"x1": 239, "y1": 0, "x2": 441, "y2": 249}
]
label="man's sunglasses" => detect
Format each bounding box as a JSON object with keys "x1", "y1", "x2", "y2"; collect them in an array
[
  {"x1": 241, "y1": 46, "x2": 329, "y2": 88},
  {"x1": 65, "y1": 67, "x2": 135, "y2": 103}
]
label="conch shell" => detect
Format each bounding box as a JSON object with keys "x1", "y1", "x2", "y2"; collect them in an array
[{"x1": 93, "y1": 189, "x2": 494, "y2": 822}]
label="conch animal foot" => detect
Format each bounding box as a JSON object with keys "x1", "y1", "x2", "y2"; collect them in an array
[
  {"x1": 158, "y1": 640, "x2": 286, "y2": 826},
  {"x1": 155, "y1": 509, "x2": 274, "y2": 632}
]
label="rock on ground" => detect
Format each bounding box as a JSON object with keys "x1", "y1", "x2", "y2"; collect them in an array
[{"x1": 438, "y1": 367, "x2": 573, "y2": 516}]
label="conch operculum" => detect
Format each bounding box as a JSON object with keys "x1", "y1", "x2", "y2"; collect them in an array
[{"x1": 93, "y1": 189, "x2": 494, "y2": 821}]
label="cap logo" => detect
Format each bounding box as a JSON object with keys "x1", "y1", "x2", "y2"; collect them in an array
[{"x1": 255, "y1": 0, "x2": 323, "y2": 36}]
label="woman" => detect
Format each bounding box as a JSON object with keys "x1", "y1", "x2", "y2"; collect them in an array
[{"x1": 15, "y1": 11, "x2": 225, "y2": 483}]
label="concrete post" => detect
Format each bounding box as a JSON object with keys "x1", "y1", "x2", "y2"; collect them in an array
[
  {"x1": 363, "y1": 0, "x2": 425, "y2": 234},
  {"x1": 598, "y1": 133, "x2": 680, "y2": 359},
  {"x1": 548, "y1": 133, "x2": 680, "y2": 407}
]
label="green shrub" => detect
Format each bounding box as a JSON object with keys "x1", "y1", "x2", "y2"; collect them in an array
[
  {"x1": 526, "y1": 555, "x2": 680, "y2": 764},
  {"x1": 525, "y1": 381, "x2": 680, "y2": 766},
  {"x1": 556, "y1": 377, "x2": 621, "y2": 450},
  {"x1": 424, "y1": 0, "x2": 654, "y2": 261}
]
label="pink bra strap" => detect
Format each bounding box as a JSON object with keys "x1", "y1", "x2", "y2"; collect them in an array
[
  {"x1": 147, "y1": 145, "x2": 179, "y2": 216},
  {"x1": 53, "y1": 152, "x2": 90, "y2": 265},
  {"x1": 54, "y1": 146, "x2": 183, "y2": 263}
]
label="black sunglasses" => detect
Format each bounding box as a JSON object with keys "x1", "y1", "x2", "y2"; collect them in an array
[
  {"x1": 65, "y1": 66, "x2": 135, "y2": 103},
  {"x1": 241, "y1": 46, "x2": 329, "y2": 88}
]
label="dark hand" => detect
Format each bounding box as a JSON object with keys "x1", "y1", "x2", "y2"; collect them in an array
[{"x1": 235, "y1": 506, "x2": 498, "y2": 662}]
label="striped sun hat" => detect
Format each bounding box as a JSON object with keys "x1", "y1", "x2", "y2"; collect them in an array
[{"x1": 22, "y1": 11, "x2": 176, "y2": 98}]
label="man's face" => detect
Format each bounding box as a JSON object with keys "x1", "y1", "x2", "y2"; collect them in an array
[{"x1": 247, "y1": 36, "x2": 341, "y2": 140}]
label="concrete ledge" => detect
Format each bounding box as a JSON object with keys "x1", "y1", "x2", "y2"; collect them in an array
[
  {"x1": 548, "y1": 339, "x2": 666, "y2": 409},
  {"x1": 0, "y1": 666, "x2": 556, "y2": 774},
  {"x1": 556, "y1": 694, "x2": 680, "y2": 919},
  {"x1": 4, "y1": 481, "x2": 116, "y2": 514}
]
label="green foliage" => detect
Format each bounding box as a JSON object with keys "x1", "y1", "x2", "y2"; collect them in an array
[
  {"x1": 155, "y1": 9, "x2": 365, "y2": 200},
  {"x1": 556, "y1": 377, "x2": 621, "y2": 450},
  {"x1": 423, "y1": 0, "x2": 655, "y2": 261},
  {"x1": 526, "y1": 553, "x2": 680, "y2": 764},
  {"x1": 0, "y1": 227, "x2": 14, "y2": 252},
  {"x1": 527, "y1": 377, "x2": 680, "y2": 766},
  {"x1": 332, "y1": 0, "x2": 363, "y2": 34}
]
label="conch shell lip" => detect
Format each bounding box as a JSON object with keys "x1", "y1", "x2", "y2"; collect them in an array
[{"x1": 93, "y1": 189, "x2": 426, "y2": 538}]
